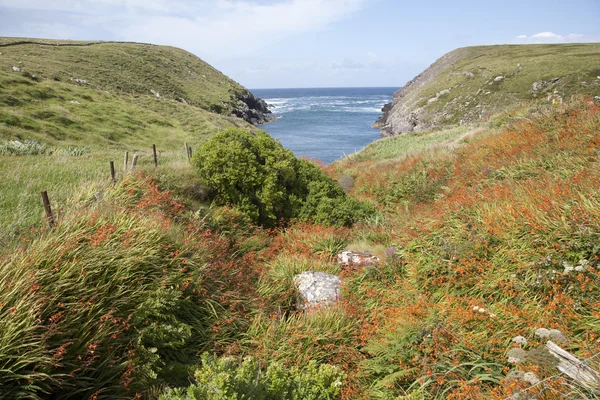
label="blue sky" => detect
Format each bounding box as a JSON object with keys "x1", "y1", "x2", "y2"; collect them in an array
[{"x1": 0, "y1": 0, "x2": 599, "y2": 88}]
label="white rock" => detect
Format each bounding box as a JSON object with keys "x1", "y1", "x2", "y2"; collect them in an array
[
  {"x1": 293, "y1": 271, "x2": 341, "y2": 309},
  {"x1": 337, "y1": 250, "x2": 380, "y2": 268},
  {"x1": 535, "y1": 328, "x2": 550, "y2": 339},
  {"x1": 512, "y1": 336, "x2": 527, "y2": 345},
  {"x1": 472, "y1": 306, "x2": 480, "y2": 312},
  {"x1": 508, "y1": 348, "x2": 527, "y2": 364},
  {"x1": 548, "y1": 329, "x2": 567, "y2": 343},
  {"x1": 150, "y1": 89, "x2": 161, "y2": 98},
  {"x1": 494, "y1": 76, "x2": 504, "y2": 82},
  {"x1": 522, "y1": 372, "x2": 540, "y2": 385},
  {"x1": 11, "y1": 66, "x2": 20, "y2": 72},
  {"x1": 478, "y1": 308, "x2": 486, "y2": 313}
]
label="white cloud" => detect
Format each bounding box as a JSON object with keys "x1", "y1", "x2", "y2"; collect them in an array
[
  {"x1": 0, "y1": 0, "x2": 368, "y2": 60},
  {"x1": 515, "y1": 31, "x2": 595, "y2": 44}
]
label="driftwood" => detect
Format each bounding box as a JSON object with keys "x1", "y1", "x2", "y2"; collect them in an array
[{"x1": 546, "y1": 340, "x2": 600, "y2": 390}]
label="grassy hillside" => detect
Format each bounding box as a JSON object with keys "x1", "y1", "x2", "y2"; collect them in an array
[
  {"x1": 379, "y1": 43, "x2": 600, "y2": 135},
  {"x1": 0, "y1": 38, "x2": 248, "y2": 111},
  {"x1": 0, "y1": 39, "x2": 258, "y2": 241}
]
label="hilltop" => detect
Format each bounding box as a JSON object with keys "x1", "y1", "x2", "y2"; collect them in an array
[
  {"x1": 375, "y1": 43, "x2": 600, "y2": 135},
  {"x1": 0, "y1": 38, "x2": 271, "y2": 143}
]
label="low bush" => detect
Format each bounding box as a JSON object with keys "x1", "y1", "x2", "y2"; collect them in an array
[
  {"x1": 192, "y1": 129, "x2": 374, "y2": 227},
  {"x1": 160, "y1": 354, "x2": 345, "y2": 400}
]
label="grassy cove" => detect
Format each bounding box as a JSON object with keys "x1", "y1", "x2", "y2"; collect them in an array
[{"x1": 1, "y1": 39, "x2": 600, "y2": 399}]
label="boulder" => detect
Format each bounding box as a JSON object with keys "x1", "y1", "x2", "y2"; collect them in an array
[
  {"x1": 293, "y1": 271, "x2": 341, "y2": 309},
  {"x1": 231, "y1": 90, "x2": 272, "y2": 125},
  {"x1": 337, "y1": 250, "x2": 380, "y2": 268}
]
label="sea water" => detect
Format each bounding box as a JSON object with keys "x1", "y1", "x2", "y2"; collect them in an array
[{"x1": 251, "y1": 87, "x2": 398, "y2": 164}]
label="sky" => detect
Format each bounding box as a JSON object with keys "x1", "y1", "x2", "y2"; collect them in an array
[{"x1": 0, "y1": 0, "x2": 599, "y2": 89}]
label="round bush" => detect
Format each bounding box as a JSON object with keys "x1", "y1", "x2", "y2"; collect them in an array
[{"x1": 193, "y1": 129, "x2": 374, "y2": 227}]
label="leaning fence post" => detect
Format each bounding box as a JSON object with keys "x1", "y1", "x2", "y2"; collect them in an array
[
  {"x1": 131, "y1": 154, "x2": 139, "y2": 170},
  {"x1": 124, "y1": 151, "x2": 129, "y2": 171},
  {"x1": 184, "y1": 142, "x2": 190, "y2": 161},
  {"x1": 41, "y1": 191, "x2": 55, "y2": 228},
  {"x1": 188, "y1": 146, "x2": 193, "y2": 160},
  {"x1": 110, "y1": 161, "x2": 116, "y2": 183},
  {"x1": 152, "y1": 144, "x2": 158, "y2": 168}
]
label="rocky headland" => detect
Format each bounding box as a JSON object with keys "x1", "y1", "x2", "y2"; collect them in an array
[{"x1": 375, "y1": 43, "x2": 600, "y2": 136}]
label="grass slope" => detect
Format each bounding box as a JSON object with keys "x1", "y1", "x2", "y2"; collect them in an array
[
  {"x1": 0, "y1": 39, "x2": 256, "y2": 239},
  {"x1": 0, "y1": 37, "x2": 248, "y2": 111},
  {"x1": 382, "y1": 43, "x2": 600, "y2": 133}
]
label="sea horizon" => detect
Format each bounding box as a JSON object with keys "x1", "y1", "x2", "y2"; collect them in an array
[{"x1": 252, "y1": 87, "x2": 398, "y2": 164}]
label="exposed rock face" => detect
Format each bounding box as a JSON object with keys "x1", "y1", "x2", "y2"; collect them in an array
[
  {"x1": 374, "y1": 44, "x2": 600, "y2": 137},
  {"x1": 231, "y1": 90, "x2": 273, "y2": 125},
  {"x1": 375, "y1": 48, "x2": 468, "y2": 136},
  {"x1": 293, "y1": 271, "x2": 341, "y2": 309}
]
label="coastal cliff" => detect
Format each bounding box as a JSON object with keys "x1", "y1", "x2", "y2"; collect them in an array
[{"x1": 376, "y1": 43, "x2": 600, "y2": 136}]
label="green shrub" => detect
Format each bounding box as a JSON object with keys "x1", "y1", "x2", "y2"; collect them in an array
[
  {"x1": 160, "y1": 354, "x2": 345, "y2": 400},
  {"x1": 192, "y1": 129, "x2": 374, "y2": 227}
]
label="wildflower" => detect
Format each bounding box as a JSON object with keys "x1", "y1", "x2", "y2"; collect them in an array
[
  {"x1": 489, "y1": 313, "x2": 497, "y2": 318},
  {"x1": 472, "y1": 306, "x2": 480, "y2": 312},
  {"x1": 512, "y1": 336, "x2": 527, "y2": 345},
  {"x1": 478, "y1": 308, "x2": 486, "y2": 313}
]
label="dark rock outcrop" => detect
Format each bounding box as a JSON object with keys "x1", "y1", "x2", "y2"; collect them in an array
[{"x1": 231, "y1": 90, "x2": 273, "y2": 125}]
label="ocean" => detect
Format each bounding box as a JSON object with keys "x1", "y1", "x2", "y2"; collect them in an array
[{"x1": 251, "y1": 87, "x2": 398, "y2": 164}]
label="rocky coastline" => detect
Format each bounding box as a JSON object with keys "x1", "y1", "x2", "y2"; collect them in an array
[{"x1": 232, "y1": 90, "x2": 275, "y2": 125}]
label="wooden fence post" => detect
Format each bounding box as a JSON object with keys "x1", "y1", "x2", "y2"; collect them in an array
[
  {"x1": 132, "y1": 154, "x2": 139, "y2": 170},
  {"x1": 41, "y1": 191, "x2": 55, "y2": 228},
  {"x1": 152, "y1": 144, "x2": 158, "y2": 168},
  {"x1": 110, "y1": 161, "x2": 116, "y2": 183},
  {"x1": 124, "y1": 151, "x2": 129, "y2": 171},
  {"x1": 188, "y1": 146, "x2": 193, "y2": 160},
  {"x1": 184, "y1": 142, "x2": 190, "y2": 161}
]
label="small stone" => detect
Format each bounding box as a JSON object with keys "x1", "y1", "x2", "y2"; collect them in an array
[
  {"x1": 506, "y1": 370, "x2": 524, "y2": 381},
  {"x1": 11, "y1": 66, "x2": 20, "y2": 72},
  {"x1": 548, "y1": 329, "x2": 567, "y2": 343},
  {"x1": 472, "y1": 306, "x2": 480, "y2": 312},
  {"x1": 522, "y1": 372, "x2": 540, "y2": 385},
  {"x1": 512, "y1": 336, "x2": 527, "y2": 345},
  {"x1": 150, "y1": 89, "x2": 161, "y2": 98},
  {"x1": 337, "y1": 250, "x2": 380, "y2": 268},
  {"x1": 508, "y1": 348, "x2": 527, "y2": 364},
  {"x1": 535, "y1": 328, "x2": 550, "y2": 339},
  {"x1": 478, "y1": 308, "x2": 486, "y2": 313},
  {"x1": 489, "y1": 313, "x2": 496, "y2": 318},
  {"x1": 70, "y1": 100, "x2": 81, "y2": 105},
  {"x1": 494, "y1": 76, "x2": 504, "y2": 82},
  {"x1": 293, "y1": 271, "x2": 341, "y2": 310}
]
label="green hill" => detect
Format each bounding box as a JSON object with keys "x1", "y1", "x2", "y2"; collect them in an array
[
  {"x1": 376, "y1": 43, "x2": 600, "y2": 135},
  {"x1": 0, "y1": 38, "x2": 264, "y2": 241}
]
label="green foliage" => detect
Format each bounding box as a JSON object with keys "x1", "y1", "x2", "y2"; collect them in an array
[
  {"x1": 193, "y1": 129, "x2": 374, "y2": 227},
  {"x1": 160, "y1": 354, "x2": 345, "y2": 400}
]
